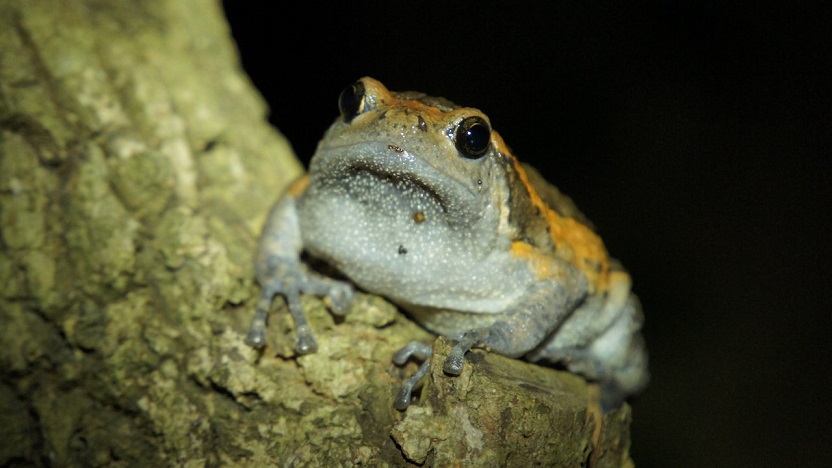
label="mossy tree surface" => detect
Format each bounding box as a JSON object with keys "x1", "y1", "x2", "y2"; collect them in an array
[{"x1": 0, "y1": 1, "x2": 634, "y2": 465}]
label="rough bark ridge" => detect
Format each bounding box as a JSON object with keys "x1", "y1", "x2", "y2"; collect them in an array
[{"x1": 0, "y1": 1, "x2": 634, "y2": 465}]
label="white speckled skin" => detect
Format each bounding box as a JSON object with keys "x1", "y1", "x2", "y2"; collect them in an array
[{"x1": 250, "y1": 77, "x2": 648, "y2": 411}]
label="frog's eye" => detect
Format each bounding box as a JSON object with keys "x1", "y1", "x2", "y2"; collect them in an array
[
  {"x1": 338, "y1": 81, "x2": 366, "y2": 123},
  {"x1": 454, "y1": 116, "x2": 491, "y2": 159}
]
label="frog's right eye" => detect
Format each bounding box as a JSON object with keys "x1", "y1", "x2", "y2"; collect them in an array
[
  {"x1": 338, "y1": 81, "x2": 366, "y2": 123},
  {"x1": 454, "y1": 116, "x2": 491, "y2": 159}
]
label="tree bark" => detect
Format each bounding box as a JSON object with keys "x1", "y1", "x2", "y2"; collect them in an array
[{"x1": 0, "y1": 1, "x2": 634, "y2": 465}]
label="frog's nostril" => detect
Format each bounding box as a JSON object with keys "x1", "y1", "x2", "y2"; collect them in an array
[{"x1": 338, "y1": 80, "x2": 366, "y2": 122}]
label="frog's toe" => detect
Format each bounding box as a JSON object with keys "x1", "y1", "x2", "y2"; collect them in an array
[
  {"x1": 443, "y1": 339, "x2": 473, "y2": 375},
  {"x1": 327, "y1": 283, "x2": 354, "y2": 316},
  {"x1": 245, "y1": 328, "x2": 268, "y2": 349},
  {"x1": 294, "y1": 323, "x2": 318, "y2": 354},
  {"x1": 394, "y1": 386, "x2": 413, "y2": 410},
  {"x1": 245, "y1": 294, "x2": 271, "y2": 349},
  {"x1": 443, "y1": 354, "x2": 465, "y2": 375},
  {"x1": 393, "y1": 341, "x2": 432, "y2": 365}
]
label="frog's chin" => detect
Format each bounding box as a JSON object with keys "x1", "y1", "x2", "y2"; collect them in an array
[{"x1": 313, "y1": 142, "x2": 482, "y2": 222}]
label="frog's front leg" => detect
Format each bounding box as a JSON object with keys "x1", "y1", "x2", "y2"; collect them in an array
[
  {"x1": 250, "y1": 177, "x2": 354, "y2": 353},
  {"x1": 394, "y1": 262, "x2": 587, "y2": 409}
]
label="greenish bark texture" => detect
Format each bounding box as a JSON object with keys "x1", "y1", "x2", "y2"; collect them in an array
[{"x1": 0, "y1": 1, "x2": 634, "y2": 466}]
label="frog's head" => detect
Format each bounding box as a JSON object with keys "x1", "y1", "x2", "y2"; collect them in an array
[{"x1": 309, "y1": 77, "x2": 512, "y2": 228}]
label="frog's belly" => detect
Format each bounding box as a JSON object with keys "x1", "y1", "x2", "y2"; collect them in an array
[{"x1": 299, "y1": 191, "x2": 533, "y2": 315}]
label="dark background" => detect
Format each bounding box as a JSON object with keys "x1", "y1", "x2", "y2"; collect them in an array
[{"x1": 223, "y1": 2, "x2": 829, "y2": 466}]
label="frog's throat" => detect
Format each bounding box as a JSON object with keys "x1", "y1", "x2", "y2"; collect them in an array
[{"x1": 312, "y1": 142, "x2": 484, "y2": 223}]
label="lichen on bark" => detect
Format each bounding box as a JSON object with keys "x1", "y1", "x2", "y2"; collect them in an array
[{"x1": 0, "y1": 1, "x2": 634, "y2": 466}]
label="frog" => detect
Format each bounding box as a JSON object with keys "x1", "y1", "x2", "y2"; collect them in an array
[{"x1": 248, "y1": 77, "x2": 648, "y2": 412}]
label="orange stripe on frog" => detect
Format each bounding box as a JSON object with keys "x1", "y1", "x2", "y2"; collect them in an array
[{"x1": 498, "y1": 134, "x2": 611, "y2": 293}]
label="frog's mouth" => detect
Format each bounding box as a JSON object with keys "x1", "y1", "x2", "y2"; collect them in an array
[
  {"x1": 313, "y1": 142, "x2": 482, "y2": 225},
  {"x1": 347, "y1": 164, "x2": 448, "y2": 210}
]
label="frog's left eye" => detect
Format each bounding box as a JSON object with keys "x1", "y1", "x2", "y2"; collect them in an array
[
  {"x1": 338, "y1": 81, "x2": 366, "y2": 123},
  {"x1": 454, "y1": 116, "x2": 491, "y2": 159}
]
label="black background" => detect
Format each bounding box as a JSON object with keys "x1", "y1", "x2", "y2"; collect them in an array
[{"x1": 223, "y1": 2, "x2": 829, "y2": 466}]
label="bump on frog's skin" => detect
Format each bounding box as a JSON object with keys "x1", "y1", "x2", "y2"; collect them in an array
[{"x1": 251, "y1": 77, "x2": 649, "y2": 412}]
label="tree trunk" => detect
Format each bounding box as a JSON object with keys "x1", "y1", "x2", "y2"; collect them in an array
[{"x1": 0, "y1": 1, "x2": 634, "y2": 465}]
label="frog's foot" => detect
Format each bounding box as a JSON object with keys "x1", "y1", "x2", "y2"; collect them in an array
[
  {"x1": 392, "y1": 341, "x2": 433, "y2": 410},
  {"x1": 248, "y1": 269, "x2": 354, "y2": 354},
  {"x1": 443, "y1": 320, "x2": 531, "y2": 375}
]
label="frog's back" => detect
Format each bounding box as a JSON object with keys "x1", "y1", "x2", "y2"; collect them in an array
[{"x1": 519, "y1": 163, "x2": 595, "y2": 230}]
